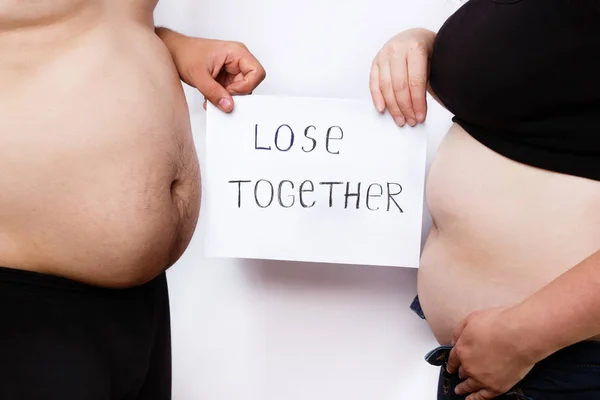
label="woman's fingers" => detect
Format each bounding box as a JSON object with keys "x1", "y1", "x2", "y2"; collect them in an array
[
  {"x1": 458, "y1": 366, "x2": 468, "y2": 380},
  {"x1": 456, "y1": 378, "x2": 485, "y2": 396},
  {"x1": 407, "y1": 45, "x2": 429, "y2": 123},
  {"x1": 378, "y1": 54, "x2": 406, "y2": 127},
  {"x1": 390, "y1": 53, "x2": 416, "y2": 126},
  {"x1": 369, "y1": 62, "x2": 386, "y2": 113},
  {"x1": 370, "y1": 37, "x2": 429, "y2": 127}
]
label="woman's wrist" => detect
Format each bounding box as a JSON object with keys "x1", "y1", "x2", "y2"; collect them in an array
[{"x1": 503, "y1": 302, "x2": 568, "y2": 364}]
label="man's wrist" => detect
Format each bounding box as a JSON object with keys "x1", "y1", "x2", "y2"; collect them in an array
[{"x1": 155, "y1": 27, "x2": 187, "y2": 51}]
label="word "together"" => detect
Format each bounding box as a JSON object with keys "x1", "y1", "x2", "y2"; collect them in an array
[{"x1": 228, "y1": 179, "x2": 403, "y2": 212}]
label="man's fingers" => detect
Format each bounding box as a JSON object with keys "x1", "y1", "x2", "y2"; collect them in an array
[
  {"x1": 455, "y1": 378, "x2": 483, "y2": 396},
  {"x1": 369, "y1": 62, "x2": 385, "y2": 113},
  {"x1": 226, "y1": 70, "x2": 263, "y2": 94},
  {"x1": 447, "y1": 346, "x2": 461, "y2": 374},
  {"x1": 378, "y1": 56, "x2": 405, "y2": 126},
  {"x1": 193, "y1": 69, "x2": 233, "y2": 112},
  {"x1": 226, "y1": 52, "x2": 266, "y2": 95},
  {"x1": 466, "y1": 389, "x2": 499, "y2": 400},
  {"x1": 406, "y1": 47, "x2": 428, "y2": 123}
]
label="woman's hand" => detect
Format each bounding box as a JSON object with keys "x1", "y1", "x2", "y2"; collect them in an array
[
  {"x1": 370, "y1": 28, "x2": 436, "y2": 127},
  {"x1": 156, "y1": 28, "x2": 266, "y2": 112},
  {"x1": 447, "y1": 307, "x2": 542, "y2": 400}
]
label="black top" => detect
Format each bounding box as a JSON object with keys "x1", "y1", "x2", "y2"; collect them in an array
[{"x1": 429, "y1": 0, "x2": 600, "y2": 181}]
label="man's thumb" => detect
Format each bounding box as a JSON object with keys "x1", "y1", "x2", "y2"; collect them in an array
[{"x1": 192, "y1": 70, "x2": 233, "y2": 113}]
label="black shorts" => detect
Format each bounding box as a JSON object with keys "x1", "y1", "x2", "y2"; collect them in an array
[{"x1": 0, "y1": 267, "x2": 171, "y2": 400}]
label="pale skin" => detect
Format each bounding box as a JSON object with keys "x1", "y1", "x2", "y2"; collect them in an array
[
  {"x1": 369, "y1": 28, "x2": 436, "y2": 126},
  {"x1": 370, "y1": 27, "x2": 600, "y2": 399}
]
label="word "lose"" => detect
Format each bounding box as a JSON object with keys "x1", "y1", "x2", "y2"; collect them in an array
[{"x1": 255, "y1": 124, "x2": 344, "y2": 155}]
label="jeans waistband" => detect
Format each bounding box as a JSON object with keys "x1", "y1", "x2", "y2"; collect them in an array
[
  {"x1": 538, "y1": 340, "x2": 600, "y2": 367},
  {"x1": 426, "y1": 340, "x2": 600, "y2": 368}
]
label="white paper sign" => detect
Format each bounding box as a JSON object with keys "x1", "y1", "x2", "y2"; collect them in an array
[{"x1": 205, "y1": 95, "x2": 427, "y2": 268}]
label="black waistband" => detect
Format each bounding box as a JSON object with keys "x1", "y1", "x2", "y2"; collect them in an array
[{"x1": 0, "y1": 266, "x2": 163, "y2": 299}]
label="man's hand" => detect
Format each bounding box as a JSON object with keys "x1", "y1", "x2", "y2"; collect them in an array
[
  {"x1": 446, "y1": 307, "x2": 541, "y2": 400},
  {"x1": 157, "y1": 28, "x2": 266, "y2": 112}
]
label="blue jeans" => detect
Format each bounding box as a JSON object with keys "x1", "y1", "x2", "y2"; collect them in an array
[{"x1": 412, "y1": 296, "x2": 600, "y2": 399}]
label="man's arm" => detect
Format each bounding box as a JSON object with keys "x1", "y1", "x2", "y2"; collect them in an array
[
  {"x1": 155, "y1": 27, "x2": 184, "y2": 48},
  {"x1": 154, "y1": 27, "x2": 266, "y2": 112}
]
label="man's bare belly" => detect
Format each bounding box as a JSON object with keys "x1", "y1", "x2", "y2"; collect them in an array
[
  {"x1": 419, "y1": 123, "x2": 600, "y2": 344},
  {"x1": 0, "y1": 1, "x2": 200, "y2": 288}
]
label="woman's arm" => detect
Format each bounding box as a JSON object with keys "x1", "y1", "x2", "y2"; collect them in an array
[
  {"x1": 447, "y1": 249, "x2": 600, "y2": 399},
  {"x1": 511, "y1": 249, "x2": 600, "y2": 359}
]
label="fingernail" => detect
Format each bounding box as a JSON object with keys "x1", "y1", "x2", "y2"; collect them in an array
[
  {"x1": 416, "y1": 112, "x2": 425, "y2": 122},
  {"x1": 376, "y1": 99, "x2": 384, "y2": 113},
  {"x1": 218, "y1": 97, "x2": 232, "y2": 111},
  {"x1": 407, "y1": 118, "x2": 416, "y2": 127},
  {"x1": 394, "y1": 116, "x2": 405, "y2": 126}
]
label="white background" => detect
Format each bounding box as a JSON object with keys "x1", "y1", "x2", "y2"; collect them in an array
[{"x1": 154, "y1": 1, "x2": 460, "y2": 399}]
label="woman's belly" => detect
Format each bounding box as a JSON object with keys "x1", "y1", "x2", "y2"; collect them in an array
[
  {"x1": 0, "y1": 5, "x2": 200, "y2": 287},
  {"x1": 419, "y1": 123, "x2": 600, "y2": 345}
]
